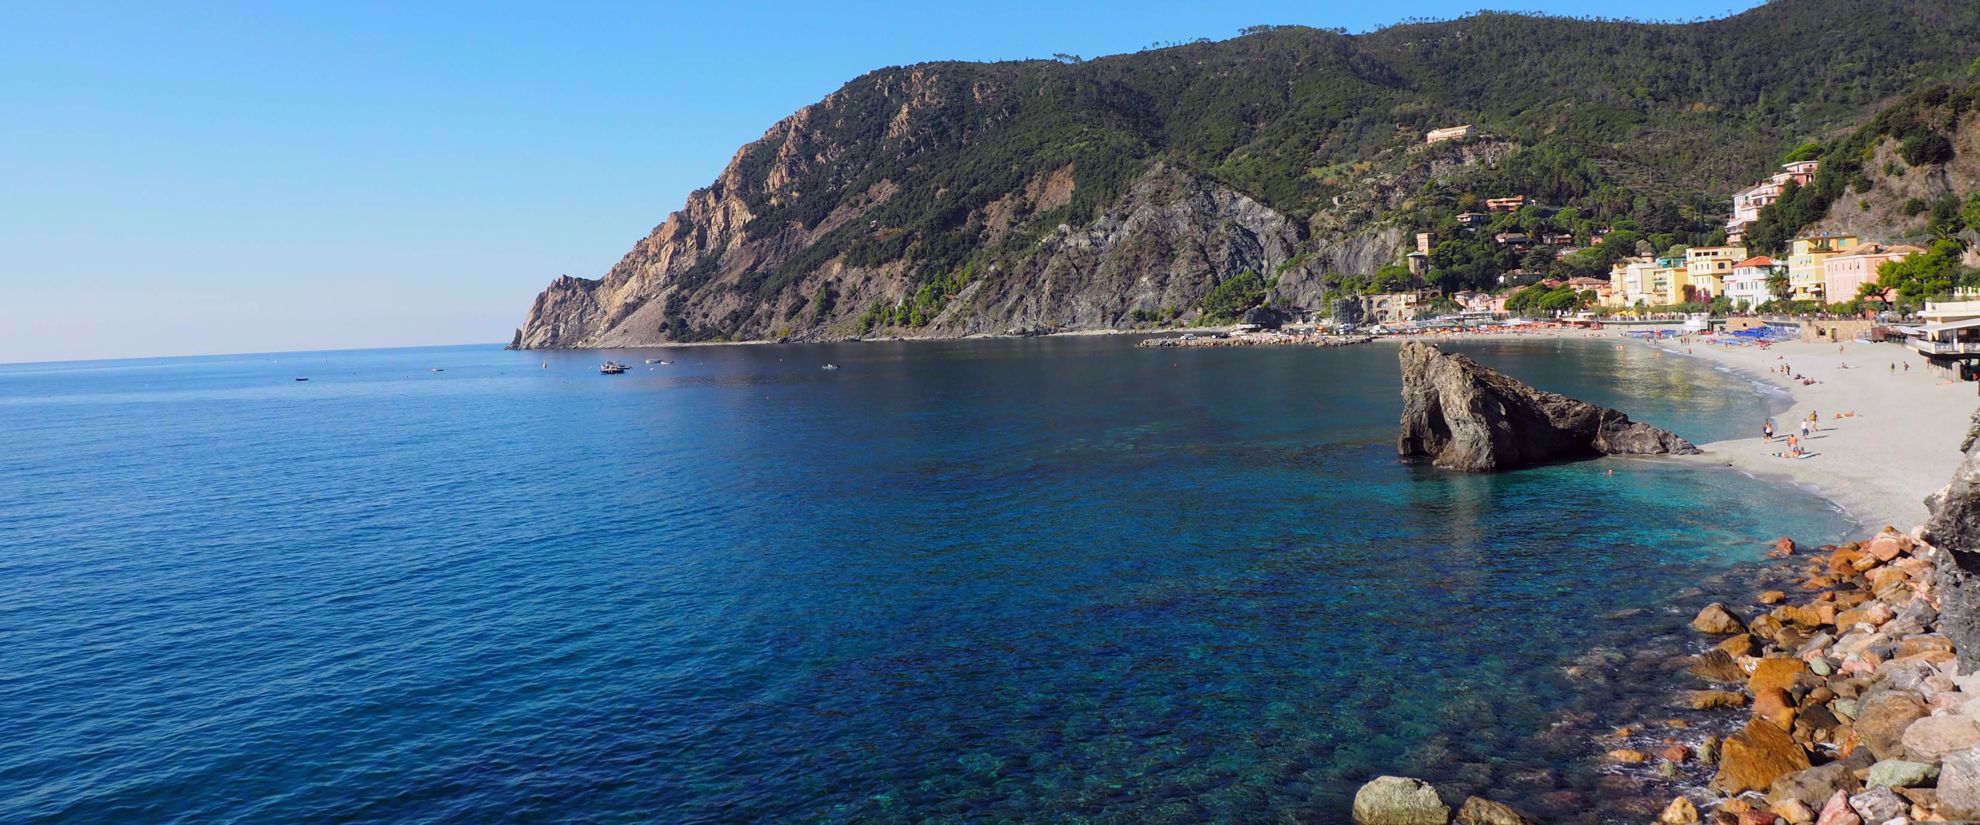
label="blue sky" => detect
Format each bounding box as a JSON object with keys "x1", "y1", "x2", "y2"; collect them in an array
[{"x1": 0, "y1": 1, "x2": 1763, "y2": 362}]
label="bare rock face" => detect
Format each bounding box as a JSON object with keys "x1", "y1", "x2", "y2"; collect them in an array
[
  {"x1": 1926, "y1": 403, "x2": 1980, "y2": 672},
  {"x1": 1396, "y1": 342, "x2": 1700, "y2": 472}
]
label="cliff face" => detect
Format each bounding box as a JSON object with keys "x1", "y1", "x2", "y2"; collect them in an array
[
  {"x1": 512, "y1": 2, "x2": 1980, "y2": 349},
  {"x1": 1396, "y1": 342, "x2": 1700, "y2": 472}
]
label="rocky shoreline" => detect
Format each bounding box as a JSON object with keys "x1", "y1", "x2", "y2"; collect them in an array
[
  {"x1": 1352, "y1": 515, "x2": 1980, "y2": 823},
  {"x1": 1351, "y1": 526, "x2": 1970, "y2": 824}
]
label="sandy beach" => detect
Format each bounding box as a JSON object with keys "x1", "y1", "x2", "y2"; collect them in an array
[{"x1": 1644, "y1": 333, "x2": 1975, "y2": 532}]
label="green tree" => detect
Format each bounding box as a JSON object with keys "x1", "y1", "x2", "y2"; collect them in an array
[
  {"x1": 1877, "y1": 240, "x2": 1970, "y2": 300},
  {"x1": 1765, "y1": 270, "x2": 1792, "y2": 302},
  {"x1": 1199, "y1": 271, "x2": 1269, "y2": 321}
]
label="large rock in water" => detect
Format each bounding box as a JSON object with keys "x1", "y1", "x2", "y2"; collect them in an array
[{"x1": 1396, "y1": 342, "x2": 1700, "y2": 471}]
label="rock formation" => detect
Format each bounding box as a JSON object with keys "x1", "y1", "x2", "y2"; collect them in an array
[
  {"x1": 1395, "y1": 342, "x2": 1700, "y2": 472},
  {"x1": 1927, "y1": 403, "x2": 1980, "y2": 671}
]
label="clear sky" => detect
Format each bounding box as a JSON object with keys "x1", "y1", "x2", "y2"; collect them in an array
[{"x1": 0, "y1": 1, "x2": 1764, "y2": 363}]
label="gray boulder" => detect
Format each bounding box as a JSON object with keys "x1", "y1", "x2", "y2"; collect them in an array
[
  {"x1": 1397, "y1": 342, "x2": 1699, "y2": 472},
  {"x1": 1352, "y1": 776, "x2": 1451, "y2": 825}
]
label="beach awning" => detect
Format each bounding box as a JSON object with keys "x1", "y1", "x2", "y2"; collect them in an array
[{"x1": 1920, "y1": 317, "x2": 1980, "y2": 334}]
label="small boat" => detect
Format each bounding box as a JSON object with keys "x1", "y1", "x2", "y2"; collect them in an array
[
  {"x1": 600, "y1": 361, "x2": 629, "y2": 375},
  {"x1": 821, "y1": 363, "x2": 840, "y2": 370},
  {"x1": 294, "y1": 377, "x2": 309, "y2": 382},
  {"x1": 645, "y1": 358, "x2": 664, "y2": 364},
  {"x1": 430, "y1": 368, "x2": 444, "y2": 372}
]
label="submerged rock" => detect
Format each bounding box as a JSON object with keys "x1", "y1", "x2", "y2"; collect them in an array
[
  {"x1": 1395, "y1": 342, "x2": 1699, "y2": 472},
  {"x1": 1453, "y1": 796, "x2": 1534, "y2": 825}
]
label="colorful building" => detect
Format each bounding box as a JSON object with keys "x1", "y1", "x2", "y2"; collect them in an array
[
  {"x1": 1786, "y1": 233, "x2": 1861, "y2": 302},
  {"x1": 1608, "y1": 258, "x2": 1661, "y2": 307},
  {"x1": 1822, "y1": 243, "x2": 1924, "y2": 305},
  {"x1": 1683, "y1": 245, "x2": 1747, "y2": 301},
  {"x1": 1725, "y1": 256, "x2": 1782, "y2": 310}
]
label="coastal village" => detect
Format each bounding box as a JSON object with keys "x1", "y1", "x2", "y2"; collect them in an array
[{"x1": 1147, "y1": 122, "x2": 1980, "y2": 388}]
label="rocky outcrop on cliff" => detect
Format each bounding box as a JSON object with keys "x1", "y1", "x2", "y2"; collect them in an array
[{"x1": 1395, "y1": 342, "x2": 1700, "y2": 472}]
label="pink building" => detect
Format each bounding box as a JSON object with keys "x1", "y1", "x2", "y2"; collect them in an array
[{"x1": 1822, "y1": 243, "x2": 1925, "y2": 304}]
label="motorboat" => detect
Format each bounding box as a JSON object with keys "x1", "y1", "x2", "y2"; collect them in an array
[
  {"x1": 821, "y1": 363, "x2": 840, "y2": 370},
  {"x1": 599, "y1": 361, "x2": 629, "y2": 375}
]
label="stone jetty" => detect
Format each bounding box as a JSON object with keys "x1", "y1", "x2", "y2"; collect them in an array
[{"x1": 1135, "y1": 331, "x2": 1374, "y2": 348}]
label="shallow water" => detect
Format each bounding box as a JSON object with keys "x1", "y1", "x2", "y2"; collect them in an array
[{"x1": 0, "y1": 336, "x2": 1850, "y2": 822}]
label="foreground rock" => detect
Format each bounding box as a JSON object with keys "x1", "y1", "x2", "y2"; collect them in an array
[
  {"x1": 1395, "y1": 342, "x2": 1700, "y2": 471},
  {"x1": 1352, "y1": 776, "x2": 1451, "y2": 824}
]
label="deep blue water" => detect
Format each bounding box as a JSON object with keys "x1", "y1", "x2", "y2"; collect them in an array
[{"x1": 1, "y1": 337, "x2": 1850, "y2": 823}]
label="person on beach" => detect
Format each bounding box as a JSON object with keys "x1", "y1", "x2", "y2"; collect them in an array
[
  {"x1": 1799, "y1": 418, "x2": 1810, "y2": 438},
  {"x1": 1764, "y1": 419, "x2": 1774, "y2": 441}
]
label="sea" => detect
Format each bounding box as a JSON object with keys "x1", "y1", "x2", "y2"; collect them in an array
[{"x1": 0, "y1": 336, "x2": 1853, "y2": 823}]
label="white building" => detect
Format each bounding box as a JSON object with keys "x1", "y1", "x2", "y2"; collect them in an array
[
  {"x1": 1425, "y1": 125, "x2": 1475, "y2": 144},
  {"x1": 1724, "y1": 256, "x2": 1781, "y2": 310},
  {"x1": 1725, "y1": 161, "x2": 1820, "y2": 241}
]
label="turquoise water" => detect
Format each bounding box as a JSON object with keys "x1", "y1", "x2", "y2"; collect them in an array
[{"x1": 0, "y1": 337, "x2": 1849, "y2": 822}]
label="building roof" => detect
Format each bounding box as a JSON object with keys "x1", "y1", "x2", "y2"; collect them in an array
[
  {"x1": 1920, "y1": 317, "x2": 1980, "y2": 334},
  {"x1": 1733, "y1": 256, "x2": 1776, "y2": 268}
]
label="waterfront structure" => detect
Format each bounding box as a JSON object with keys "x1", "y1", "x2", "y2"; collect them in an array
[
  {"x1": 1823, "y1": 243, "x2": 1923, "y2": 305},
  {"x1": 1909, "y1": 299, "x2": 1980, "y2": 379},
  {"x1": 1363, "y1": 291, "x2": 1432, "y2": 325},
  {"x1": 1425, "y1": 125, "x2": 1476, "y2": 144},
  {"x1": 1786, "y1": 233, "x2": 1861, "y2": 302},
  {"x1": 1725, "y1": 256, "x2": 1782, "y2": 310}
]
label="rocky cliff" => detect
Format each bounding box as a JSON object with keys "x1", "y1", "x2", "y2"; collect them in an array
[
  {"x1": 512, "y1": 2, "x2": 1980, "y2": 349},
  {"x1": 1396, "y1": 342, "x2": 1700, "y2": 472}
]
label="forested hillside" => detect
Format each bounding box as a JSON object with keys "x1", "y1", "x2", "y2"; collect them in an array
[{"x1": 512, "y1": 0, "x2": 1980, "y2": 348}]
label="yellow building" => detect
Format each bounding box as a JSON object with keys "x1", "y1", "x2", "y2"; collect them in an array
[
  {"x1": 1684, "y1": 245, "x2": 1746, "y2": 301},
  {"x1": 1786, "y1": 234, "x2": 1861, "y2": 302},
  {"x1": 1651, "y1": 264, "x2": 1684, "y2": 305}
]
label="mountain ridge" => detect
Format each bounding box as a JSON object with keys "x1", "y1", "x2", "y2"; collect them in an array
[{"x1": 512, "y1": 0, "x2": 1980, "y2": 348}]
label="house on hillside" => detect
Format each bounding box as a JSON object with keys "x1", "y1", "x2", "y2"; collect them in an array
[
  {"x1": 1425, "y1": 125, "x2": 1476, "y2": 144},
  {"x1": 1455, "y1": 212, "x2": 1488, "y2": 228},
  {"x1": 1493, "y1": 232, "x2": 1532, "y2": 247},
  {"x1": 1485, "y1": 196, "x2": 1527, "y2": 212},
  {"x1": 1824, "y1": 243, "x2": 1925, "y2": 305},
  {"x1": 1725, "y1": 161, "x2": 1822, "y2": 242}
]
